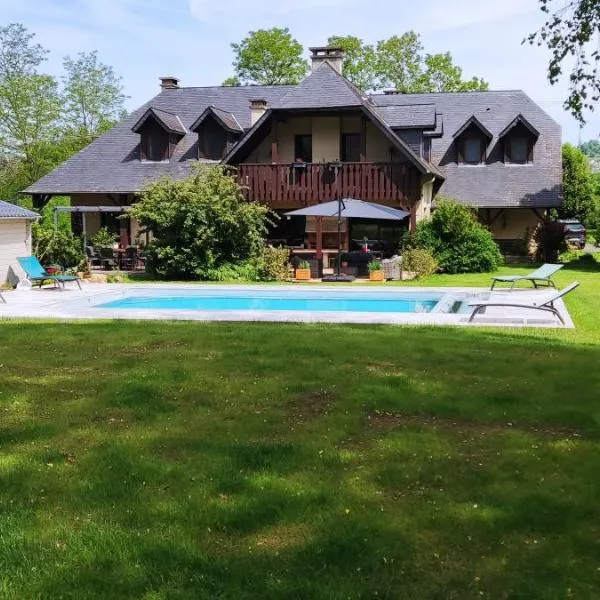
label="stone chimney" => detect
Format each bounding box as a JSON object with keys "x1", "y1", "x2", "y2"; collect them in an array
[
  {"x1": 160, "y1": 76, "x2": 180, "y2": 89},
  {"x1": 249, "y1": 99, "x2": 268, "y2": 126},
  {"x1": 309, "y1": 46, "x2": 344, "y2": 74}
]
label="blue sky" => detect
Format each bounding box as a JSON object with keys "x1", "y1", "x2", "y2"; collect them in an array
[{"x1": 2, "y1": 0, "x2": 598, "y2": 143}]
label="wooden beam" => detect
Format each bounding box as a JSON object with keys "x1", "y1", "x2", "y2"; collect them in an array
[
  {"x1": 488, "y1": 208, "x2": 505, "y2": 227},
  {"x1": 315, "y1": 216, "x2": 323, "y2": 261},
  {"x1": 409, "y1": 208, "x2": 417, "y2": 232},
  {"x1": 119, "y1": 216, "x2": 130, "y2": 248},
  {"x1": 32, "y1": 194, "x2": 52, "y2": 209},
  {"x1": 360, "y1": 117, "x2": 367, "y2": 162}
]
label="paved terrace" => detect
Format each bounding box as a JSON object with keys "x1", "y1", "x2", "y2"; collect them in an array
[{"x1": 0, "y1": 282, "x2": 574, "y2": 328}]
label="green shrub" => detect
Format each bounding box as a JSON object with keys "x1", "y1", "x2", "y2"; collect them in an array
[
  {"x1": 129, "y1": 165, "x2": 274, "y2": 280},
  {"x1": 203, "y1": 262, "x2": 261, "y2": 281},
  {"x1": 368, "y1": 260, "x2": 382, "y2": 272},
  {"x1": 587, "y1": 230, "x2": 597, "y2": 246},
  {"x1": 558, "y1": 248, "x2": 581, "y2": 264},
  {"x1": 402, "y1": 248, "x2": 438, "y2": 278},
  {"x1": 106, "y1": 270, "x2": 127, "y2": 283},
  {"x1": 412, "y1": 199, "x2": 502, "y2": 273},
  {"x1": 32, "y1": 223, "x2": 84, "y2": 269},
  {"x1": 531, "y1": 219, "x2": 567, "y2": 263},
  {"x1": 261, "y1": 247, "x2": 290, "y2": 281},
  {"x1": 91, "y1": 227, "x2": 118, "y2": 249}
]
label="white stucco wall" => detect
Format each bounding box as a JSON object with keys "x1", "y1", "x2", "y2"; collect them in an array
[{"x1": 0, "y1": 219, "x2": 33, "y2": 284}]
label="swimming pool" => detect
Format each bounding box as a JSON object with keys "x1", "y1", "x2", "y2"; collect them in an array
[{"x1": 97, "y1": 289, "x2": 444, "y2": 314}]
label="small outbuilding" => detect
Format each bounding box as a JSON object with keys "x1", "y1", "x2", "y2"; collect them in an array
[{"x1": 0, "y1": 200, "x2": 40, "y2": 285}]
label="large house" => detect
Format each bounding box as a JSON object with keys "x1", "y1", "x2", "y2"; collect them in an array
[{"x1": 24, "y1": 46, "x2": 561, "y2": 258}]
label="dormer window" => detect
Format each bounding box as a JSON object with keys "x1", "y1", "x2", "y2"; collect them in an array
[
  {"x1": 143, "y1": 125, "x2": 169, "y2": 161},
  {"x1": 506, "y1": 137, "x2": 529, "y2": 164},
  {"x1": 190, "y1": 107, "x2": 243, "y2": 161},
  {"x1": 132, "y1": 107, "x2": 185, "y2": 162},
  {"x1": 462, "y1": 137, "x2": 484, "y2": 165},
  {"x1": 453, "y1": 116, "x2": 492, "y2": 166},
  {"x1": 499, "y1": 115, "x2": 539, "y2": 165}
]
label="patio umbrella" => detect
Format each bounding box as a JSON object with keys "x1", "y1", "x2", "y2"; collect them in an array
[
  {"x1": 285, "y1": 199, "x2": 409, "y2": 281},
  {"x1": 285, "y1": 198, "x2": 409, "y2": 221}
]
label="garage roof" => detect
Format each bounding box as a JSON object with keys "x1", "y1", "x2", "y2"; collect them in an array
[{"x1": 0, "y1": 200, "x2": 40, "y2": 220}]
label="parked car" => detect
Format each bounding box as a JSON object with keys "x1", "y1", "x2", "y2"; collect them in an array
[{"x1": 558, "y1": 219, "x2": 587, "y2": 249}]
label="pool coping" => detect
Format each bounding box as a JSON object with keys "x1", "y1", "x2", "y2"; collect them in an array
[{"x1": 0, "y1": 282, "x2": 574, "y2": 328}]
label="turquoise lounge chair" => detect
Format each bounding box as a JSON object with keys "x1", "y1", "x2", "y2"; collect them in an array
[
  {"x1": 17, "y1": 256, "x2": 82, "y2": 290},
  {"x1": 490, "y1": 263, "x2": 563, "y2": 291},
  {"x1": 469, "y1": 281, "x2": 579, "y2": 326}
]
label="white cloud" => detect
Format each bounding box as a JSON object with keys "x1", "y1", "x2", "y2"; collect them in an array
[
  {"x1": 414, "y1": 0, "x2": 539, "y2": 32},
  {"x1": 189, "y1": 0, "x2": 358, "y2": 24}
]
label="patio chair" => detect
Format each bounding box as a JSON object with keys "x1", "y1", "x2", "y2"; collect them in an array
[
  {"x1": 490, "y1": 263, "x2": 563, "y2": 291},
  {"x1": 17, "y1": 256, "x2": 82, "y2": 290},
  {"x1": 99, "y1": 247, "x2": 116, "y2": 270},
  {"x1": 85, "y1": 246, "x2": 102, "y2": 268},
  {"x1": 121, "y1": 246, "x2": 139, "y2": 271},
  {"x1": 469, "y1": 281, "x2": 579, "y2": 326}
]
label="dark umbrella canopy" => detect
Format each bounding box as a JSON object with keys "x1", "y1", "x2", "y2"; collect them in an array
[{"x1": 284, "y1": 198, "x2": 409, "y2": 221}]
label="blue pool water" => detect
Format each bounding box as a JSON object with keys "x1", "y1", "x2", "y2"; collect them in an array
[{"x1": 98, "y1": 291, "x2": 442, "y2": 314}]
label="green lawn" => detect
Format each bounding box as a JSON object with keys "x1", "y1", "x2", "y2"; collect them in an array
[{"x1": 1, "y1": 263, "x2": 600, "y2": 599}]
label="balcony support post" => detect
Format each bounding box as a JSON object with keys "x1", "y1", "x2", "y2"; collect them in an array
[
  {"x1": 316, "y1": 216, "x2": 323, "y2": 261},
  {"x1": 360, "y1": 118, "x2": 367, "y2": 162}
]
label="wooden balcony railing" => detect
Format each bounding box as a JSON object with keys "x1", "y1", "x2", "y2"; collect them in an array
[{"x1": 236, "y1": 162, "x2": 419, "y2": 206}]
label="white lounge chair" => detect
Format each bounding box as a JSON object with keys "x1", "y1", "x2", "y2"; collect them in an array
[
  {"x1": 490, "y1": 263, "x2": 563, "y2": 291},
  {"x1": 468, "y1": 282, "x2": 579, "y2": 326}
]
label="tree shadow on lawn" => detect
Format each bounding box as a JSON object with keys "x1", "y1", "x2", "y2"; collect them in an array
[{"x1": 1, "y1": 321, "x2": 600, "y2": 598}]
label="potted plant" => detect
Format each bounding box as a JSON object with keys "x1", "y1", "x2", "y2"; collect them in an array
[
  {"x1": 295, "y1": 260, "x2": 311, "y2": 281},
  {"x1": 91, "y1": 227, "x2": 118, "y2": 251},
  {"x1": 368, "y1": 260, "x2": 384, "y2": 281}
]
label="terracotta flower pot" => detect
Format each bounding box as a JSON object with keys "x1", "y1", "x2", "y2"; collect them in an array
[
  {"x1": 369, "y1": 270, "x2": 384, "y2": 281},
  {"x1": 295, "y1": 268, "x2": 311, "y2": 281}
]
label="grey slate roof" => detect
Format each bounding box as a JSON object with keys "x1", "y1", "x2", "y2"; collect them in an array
[
  {"x1": 24, "y1": 61, "x2": 561, "y2": 209},
  {"x1": 453, "y1": 116, "x2": 493, "y2": 140},
  {"x1": 498, "y1": 114, "x2": 539, "y2": 139},
  {"x1": 279, "y1": 62, "x2": 367, "y2": 109},
  {"x1": 132, "y1": 107, "x2": 186, "y2": 135},
  {"x1": 371, "y1": 90, "x2": 562, "y2": 208},
  {"x1": 0, "y1": 200, "x2": 40, "y2": 220},
  {"x1": 374, "y1": 104, "x2": 436, "y2": 129},
  {"x1": 25, "y1": 85, "x2": 291, "y2": 194},
  {"x1": 190, "y1": 106, "x2": 243, "y2": 133}
]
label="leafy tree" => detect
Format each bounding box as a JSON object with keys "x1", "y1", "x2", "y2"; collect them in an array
[
  {"x1": 527, "y1": 1, "x2": 600, "y2": 122},
  {"x1": 531, "y1": 219, "x2": 567, "y2": 262},
  {"x1": 580, "y1": 139, "x2": 600, "y2": 157},
  {"x1": 222, "y1": 75, "x2": 241, "y2": 87},
  {"x1": 0, "y1": 23, "x2": 61, "y2": 181},
  {"x1": 229, "y1": 28, "x2": 308, "y2": 85},
  {"x1": 561, "y1": 143, "x2": 596, "y2": 222},
  {"x1": 375, "y1": 32, "x2": 424, "y2": 91},
  {"x1": 417, "y1": 52, "x2": 489, "y2": 93},
  {"x1": 0, "y1": 23, "x2": 128, "y2": 201},
  {"x1": 61, "y1": 51, "x2": 128, "y2": 144},
  {"x1": 330, "y1": 31, "x2": 488, "y2": 92},
  {"x1": 32, "y1": 218, "x2": 83, "y2": 268},
  {"x1": 129, "y1": 165, "x2": 274, "y2": 280},
  {"x1": 412, "y1": 199, "x2": 502, "y2": 273},
  {"x1": 327, "y1": 35, "x2": 379, "y2": 91}
]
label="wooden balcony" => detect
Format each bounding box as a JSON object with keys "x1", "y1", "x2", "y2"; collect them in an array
[{"x1": 236, "y1": 162, "x2": 420, "y2": 207}]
